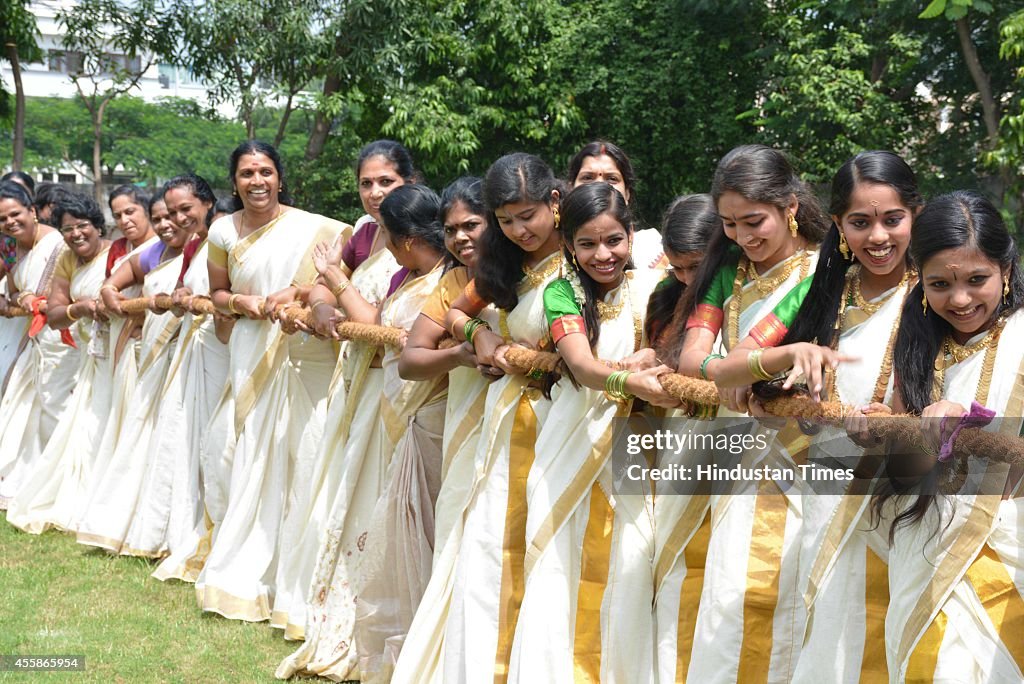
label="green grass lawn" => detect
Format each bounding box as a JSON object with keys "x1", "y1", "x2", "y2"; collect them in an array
[{"x1": 0, "y1": 520, "x2": 298, "y2": 682}]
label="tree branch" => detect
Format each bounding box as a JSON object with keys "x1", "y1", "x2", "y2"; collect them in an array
[{"x1": 955, "y1": 15, "x2": 1000, "y2": 144}]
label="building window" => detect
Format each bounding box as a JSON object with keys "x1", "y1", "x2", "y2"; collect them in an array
[
  {"x1": 58, "y1": 173, "x2": 76, "y2": 184},
  {"x1": 48, "y1": 50, "x2": 84, "y2": 74}
]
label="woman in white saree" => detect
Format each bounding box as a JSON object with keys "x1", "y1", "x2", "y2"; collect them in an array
[
  {"x1": 151, "y1": 174, "x2": 232, "y2": 583},
  {"x1": 870, "y1": 192, "x2": 1024, "y2": 682},
  {"x1": 196, "y1": 140, "x2": 346, "y2": 622},
  {"x1": 76, "y1": 191, "x2": 191, "y2": 554},
  {"x1": 0, "y1": 181, "x2": 75, "y2": 507},
  {"x1": 270, "y1": 140, "x2": 409, "y2": 636},
  {"x1": 6, "y1": 193, "x2": 112, "y2": 533},
  {"x1": 391, "y1": 177, "x2": 498, "y2": 683},
  {"x1": 507, "y1": 182, "x2": 677, "y2": 683},
  {"x1": 656, "y1": 145, "x2": 827, "y2": 683}
]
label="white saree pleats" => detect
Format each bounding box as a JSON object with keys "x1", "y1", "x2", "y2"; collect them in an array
[
  {"x1": 355, "y1": 394, "x2": 446, "y2": 683},
  {"x1": 150, "y1": 242, "x2": 230, "y2": 583},
  {"x1": 881, "y1": 310, "x2": 1024, "y2": 683},
  {"x1": 75, "y1": 253, "x2": 184, "y2": 555},
  {"x1": 195, "y1": 210, "x2": 346, "y2": 622},
  {"x1": 271, "y1": 246, "x2": 398, "y2": 637},
  {"x1": 507, "y1": 270, "x2": 659, "y2": 684},
  {"x1": 655, "y1": 250, "x2": 818, "y2": 684},
  {"x1": 276, "y1": 261, "x2": 442, "y2": 681},
  {"x1": 0, "y1": 231, "x2": 75, "y2": 508},
  {"x1": 6, "y1": 247, "x2": 111, "y2": 533},
  {"x1": 0, "y1": 275, "x2": 29, "y2": 390},
  {"x1": 442, "y1": 253, "x2": 561, "y2": 684},
  {"x1": 790, "y1": 282, "x2": 907, "y2": 684}
]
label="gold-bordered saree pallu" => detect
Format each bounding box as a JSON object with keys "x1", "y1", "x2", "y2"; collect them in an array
[
  {"x1": 391, "y1": 299, "x2": 501, "y2": 684},
  {"x1": 195, "y1": 209, "x2": 346, "y2": 623},
  {"x1": 7, "y1": 245, "x2": 111, "y2": 533},
  {"x1": 882, "y1": 309, "x2": 1024, "y2": 683},
  {"x1": 0, "y1": 230, "x2": 74, "y2": 507},
  {"x1": 508, "y1": 269, "x2": 660, "y2": 684},
  {"x1": 75, "y1": 251, "x2": 185, "y2": 555},
  {"x1": 276, "y1": 261, "x2": 442, "y2": 681},
  {"x1": 654, "y1": 248, "x2": 819, "y2": 684},
  {"x1": 151, "y1": 240, "x2": 231, "y2": 583},
  {"x1": 441, "y1": 251, "x2": 561, "y2": 684},
  {"x1": 790, "y1": 279, "x2": 909, "y2": 684},
  {"x1": 272, "y1": 244, "x2": 398, "y2": 641}
]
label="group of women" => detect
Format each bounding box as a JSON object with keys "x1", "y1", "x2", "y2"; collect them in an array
[{"x1": 0, "y1": 136, "x2": 1021, "y2": 684}]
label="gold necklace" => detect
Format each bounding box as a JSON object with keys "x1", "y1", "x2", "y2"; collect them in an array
[
  {"x1": 932, "y1": 317, "x2": 1005, "y2": 404},
  {"x1": 748, "y1": 250, "x2": 805, "y2": 295},
  {"x1": 726, "y1": 250, "x2": 810, "y2": 350},
  {"x1": 597, "y1": 275, "x2": 628, "y2": 321},
  {"x1": 521, "y1": 252, "x2": 563, "y2": 288},
  {"x1": 852, "y1": 265, "x2": 910, "y2": 316}
]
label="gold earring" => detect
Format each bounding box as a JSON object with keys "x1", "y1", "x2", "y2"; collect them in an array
[
  {"x1": 570, "y1": 251, "x2": 579, "y2": 270},
  {"x1": 552, "y1": 206, "x2": 560, "y2": 230},
  {"x1": 922, "y1": 290, "x2": 928, "y2": 316},
  {"x1": 788, "y1": 212, "x2": 799, "y2": 238},
  {"x1": 1003, "y1": 275, "x2": 1010, "y2": 305},
  {"x1": 838, "y1": 231, "x2": 851, "y2": 260}
]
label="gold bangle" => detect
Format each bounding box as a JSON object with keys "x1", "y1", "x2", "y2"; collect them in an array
[
  {"x1": 227, "y1": 293, "x2": 241, "y2": 315},
  {"x1": 450, "y1": 314, "x2": 470, "y2": 339},
  {"x1": 16, "y1": 292, "x2": 32, "y2": 308},
  {"x1": 747, "y1": 348, "x2": 774, "y2": 382},
  {"x1": 331, "y1": 280, "x2": 350, "y2": 300},
  {"x1": 100, "y1": 283, "x2": 119, "y2": 294},
  {"x1": 66, "y1": 303, "x2": 79, "y2": 322},
  {"x1": 310, "y1": 300, "x2": 332, "y2": 310}
]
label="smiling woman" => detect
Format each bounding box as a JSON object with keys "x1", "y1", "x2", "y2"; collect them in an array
[
  {"x1": 7, "y1": 192, "x2": 113, "y2": 534},
  {"x1": 0, "y1": 181, "x2": 78, "y2": 509}
]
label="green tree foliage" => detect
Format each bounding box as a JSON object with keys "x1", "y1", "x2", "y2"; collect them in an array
[{"x1": 0, "y1": 0, "x2": 43, "y2": 169}]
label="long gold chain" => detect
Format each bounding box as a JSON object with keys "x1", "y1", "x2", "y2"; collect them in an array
[
  {"x1": 932, "y1": 317, "x2": 1005, "y2": 404},
  {"x1": 727, "y1": 250, "x2": 810, "y2": 350}
]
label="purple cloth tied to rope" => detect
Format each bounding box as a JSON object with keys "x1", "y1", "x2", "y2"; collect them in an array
[{"x1": 938, "y1": 400, "x2": 996, "y2": 462}]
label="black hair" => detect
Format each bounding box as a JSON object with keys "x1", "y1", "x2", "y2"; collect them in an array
[
  {"x1": 379, "y1": 184, "x2": 452, "y2": 270},
  {"x1": 108, "y1": 184, "x2": 152, "y2": 213},
  {"x1": 34, "y1": 182, "x2": 71, "y2": 217},
  {"x1": 778, "y1": 151, "x2": 923, "y2": 350},
  {"x1": 0, "y1": 180, "x2": 33, "y2": 209},
  {"x1": 164, "y1": 173, "x2": 217, "y2": 229},
  {"x1": 149, "y1": 188, "x2": 167, "y2": 215},
  {"x1": 475, "y1": 153, "x2": 562, "y2": 311},
  {"x1": 1, "y1": 171, "x2": 35, "y2": 196},
  {"x1": 645, "y1": 194, "x2": 718, "y2": 349},
  {"x1": 213, "y1": 197, "x2": 236, "y2": 216},
  {"x1": 668, "y1": 145, "x2": 827, "y2": 360},
  {"x1": 51, "y1": 192, "x2": 106, "y2": 237},
  {"x1": 440, "y1": 176, "x2": 485, "y2": 224},
  {"x1": 228, "y1": 140, "x2": 293, "y2": 210},
  {"x1": 356, "y1": 139, "x2": 416, "y2": 183},
  {"x1": 567, "y1": 141, "x2": 637, "y2": 206}
]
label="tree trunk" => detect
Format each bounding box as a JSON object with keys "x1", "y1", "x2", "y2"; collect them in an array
[
  {"x1": 273, "y1": 91, "x2": 295, "y2": 148},
  {"x1": 955, "y1": 16, "x2": 1000, "y2": 143},
  {"x1": 91, "y1": 98, "x2": 110, "y2": 205},
  {"x1": 304, "y1": 71, "x2": 341, "y2": 161},
  {"x1": 5, "y1": 43, "x2": 26, "y2": 171}
]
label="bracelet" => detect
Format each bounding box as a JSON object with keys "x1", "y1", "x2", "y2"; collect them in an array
[
  {"x1": 227, "y1": 293, "x2": 241, "y2": 315},
  {"x1": 747, "y1": 348, "x2": 774, "y2": 382},
  {"x1": 463, "y1": 317, "x2": 492, "y2": 344},
  {"x1": 331, "y1": 280, "x2": 350, "y2": 300},
  {"x1": 16, "y1": 292, "x2": 32, "y2": 308},
  {"x1": 449, "y1": 314, "x2": 470, "y2": 339},
  {"x1": 99, "y1": 283, "x2": 119, "y2": 294},
  {"x1": 604, "y1": 369, "x2": 634, "y2": 401},
  {"x1": 527, "y1": 367, "x2": 545, "y2": 381},
  {"x1": 66, "y1": 303, "x2": 79, "y2": 322},
  {"x1": 310, "y1": 300, "x2": 333, "y2": 310},
  {"x1": 699, "y1": 353, "x2": 725, "y2": 380}
]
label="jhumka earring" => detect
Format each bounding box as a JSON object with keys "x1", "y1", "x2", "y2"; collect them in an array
[
  {"x1": 553, "y1": 206, "x2": 561, "y2": 230},
  {"x1": 838, "y1": 230, "x2": 851, "y2": 260},
  {"x1": 1004, "y1": 274, "x2": 1010, "y2": 305},
  {"x1": 788, "y1": 212, "x2": 799, "y2": 238},
  {"x1": 922, "y1": 290, "x2": 928, "y2": 316}
]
